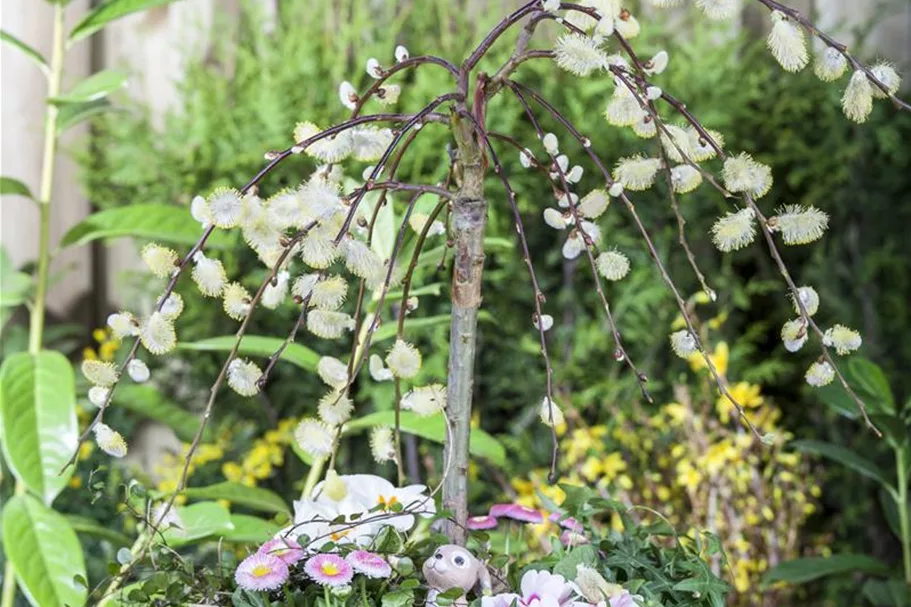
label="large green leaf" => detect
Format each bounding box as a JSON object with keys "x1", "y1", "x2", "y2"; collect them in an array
[
  {"x1": 60, "y1": 203, "x2": 233, "y2": 249},
  {"x1": 112, "y1": 384, "x2": 206, "y2": 443},
  {"x1": 69, "y1": 0, "x2": 183, "y2": 44},
  {"x1": 67, "y1": 514, "x2": 133, "y2": 547},
  {"x1": 48, "y1": 69, "x2": 128, "y2": 104},
  {"x1": 182, "y1": 482, "x2": 290, "y2": 515},
  {"x1": 863, "y1": 579, "x2": 911, "y2": 607},
  {"x1": 57, "y1": 99, "x2": 115, "y2": 134},
  {"x1": 0, "y1": 351, "x2": 77, "y2": 504},
  {"x1": 0, "y1": 30, "x2": 49, "y2": 74},
  {"x1": 1, "y1": 176, "x2": 32, "y2": 198},
  {"x1": 818, "y1": 358, "x2": 895, "y2": 419},
  {"x1": 222, "y1": 514, "x2": 281, "y2": 544},
  {"x1": 793, "y1": 439, "x2": 894, "y2": 490},
  {"x1": 179, "y1": 335, "x2": 319, "y2": 370},
  {"x1": 346, "y1": 411, "x2": 506, "y2": 466},
  {"x1": 162, "y1": 501, "x2": 233, "y2": 547},
  {"x1": 2, "y1": 494, "x2": 87, "y2": 607},
  {"x1": 763, "y1": 554, "x2": 890, "y2": 585},
  {"x1": 0, "y1": 248, "x2": 31, "y2": 308}
]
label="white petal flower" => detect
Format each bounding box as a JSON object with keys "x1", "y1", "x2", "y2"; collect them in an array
[
  {"x1": 141, "y1": 243, "x2": 178, "y2": 278},
  {"x1": 534, "y1": 314, "x2": 554, "y2": 332},
  {"x1": 822, "y1": 325, "x2": 862, "y2": 355},
  {"x1": 722, "y1": 152, "x2": 773, "y2": 198},
  {"x1": 82, "y1": 359, "x2": 119, "y2": 387},
  {"x1": 311, "y1": 275, "x2": 348, "y2": 311},
  {"x1": 842, "y1": 70, "x2": 873, "y2": 123},
  {"x1": 554, "y1": 33, "x2": 607, "y2": 77},
  {"x1": 292, "y1": 273, "x2": 320, "y2": 300},
  {"x1": 227, "y1": 358, "x2": 262, "y2": 396},
  {"x1": 127, "y1": 359, "x2": 150, "y2": 383},
  {"x1": 94, "y1": 423, "x2": 127, "y2": 458},
  {"x1": 295, "y1": 418, "x2": 334, "y2": 459},
  {"x1": 806, "y1": 361, "x2": 835, "y2": 387},
  {"x1": 223, "y1": 282, "x2": 252, "y2": 321},
  {"x1": 770, "y1": 205, "x2": 829, "y2": 245},
  {"x1": 317, "y1": 356, "x2": 350, "y2": 389},
  {"x1": 160, "y1": 292, "x2": 183, "y2": 320},
  {"x1": 539, "y1": 397, "x2": 565, "y2": 427},
  {"x1": 670, "y1": 164, "x2": 702, "y2": 194},
  {"x1": 792, "y1": 286, "x2": 820, "y2": 317},
  {"x1": 376, "y1": 84, "x2": 401, "y2": 106},
  {"x1": 350, "y1": 127, "x2": 394, "y2": 162},
  {"x1": 401, "y1": 384, "x2": 446, "y2": 417},
  {"x1": 318, "y1": 390, "x2": 353, "y2": 426},
  {"x1": 386, "y1": 339, "x2": 422, "y2": 379},
  {"x1": 139, "y1": 312, "x2": 177, "y2": 355},
  {"x1": 394, "y1": 45, "x2": 409, "y2": 63},
  {"x1": 659, "y1": 125, "x2": 694, "y2": 164},
  {"x1": 370, "y1": 427, "x2": 396, "y2": 463},
  {"x1": 543, "y1": 208, "x2": 568, "y2": 230},
  {"x1": 712, "y1": 207, "x2": 756, "y2": 252},
  {"x1": 307, "y1": 310, "x2": 355, "y2": 339},
  {"x1": 542, "y1": 132, "x2": 559, "y2": 155},
  {"x1": 870, "y1": 63, "x2": 901, "y2": 99},
  {"x1": 579, "y1": 189, "x2": 610, "y2": 219},
  {"x1": 369, "y1": 354, "x2": 394, "y2": 382},
  {"x1": 339, "y1": 81, "x2": 358, "y2": 110},
  {"x1": 207, "y1": 187, "x2": 244, "y2": 228},
  {"x1": 107, "y1": 312, "x2": 138, "y2": 338},
  {"x1": 262, "y1": 270, "x2": 290, "y2": 310},
  {"x1": 596, "y1": 250, "x2": 630, "y2": 281},
  {"x1": 694, "y1": 0, "x2": 741, "y2": 20},
  {"x1": 669, "y1": 330, "x2": 698, "y2": 358},
  {"x1": 191, "y1": 251, "x2": 227, "y2": 297},
  {"x1": 614, "y1": 155, "x2": 661, "y2": 191},
  {"x1": 645, "y1": 50, "x2": 669, "y2": 75},
  {"x1": 88, "y1": 386, "x2": 109, "y2": 408},
  {"x1": 814, "y1": 47, "x2": 847, "y2": 82},
  {"x1": 781, "y1": 318, "x2": 808, "y2": 352},
  {"x1": 767, "y1": 11, "x2": 808, "y2": 72},
  {"x1": 366, "y1": 57, "x2": 383, "y2": 79},
  {"x1": 344, "y1": 238, "x2": 385, "y2": 283}
]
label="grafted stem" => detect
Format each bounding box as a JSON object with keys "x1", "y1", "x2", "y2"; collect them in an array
[{"x1": 442, "y1": 109, "x2": 488, "y2": 545}]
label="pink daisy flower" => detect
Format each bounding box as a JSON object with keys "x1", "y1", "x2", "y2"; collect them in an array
[
  {"x1": 259, "y1": 537, "x2": 305, "y2": 565},
  {"x1": 548, "y1": 513, "x2": 584, "y2": 533},
  {"x1": 467, "y1": 515, "x2": 498, "y2": 530},
  {"x1": 235, "y1": 553, "x2": 289, "y2": 591},
  {"x1": 489, "y1": 503, "x2": 544, "y2": 524},
  {"x1": 305, "y1": 553, "x2": 354, "y2": 586},
  {"x1": 346, "y1": 550, "x2": 392, "y2": 578}
]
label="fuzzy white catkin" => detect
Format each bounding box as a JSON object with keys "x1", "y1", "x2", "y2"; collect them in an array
[
  {"x1": 140, "y1": 312, "x2": 177, "y2": 355},
  {"x1": 806, "y1": 361, "x2": 835, "y2": 387},
  {"x1": 160, "y1": 292, "x2": 184, "y2": 320},
  {"x1": 370, "y1": 427, "x2": 396, "y2": 463},
  {"x1": 688, "y1": 127, "x2": 725, "y2": 162},
  {"x1": 579, "y1": 189, "x2": 610, "y2": 219},
  {"x1": 843, "y1": 70, "x2": 873, "y2": 123},
  {"x1": 366, "y1": 57, "x2": 383, "y2": 79},
  {"x1": 88, "y1": 386, "x2": 109, "y2": 408},
  {"x1": 82, "y1": 359, "x2": 119, "y2": 387},
  {"x1": 822, "y1": 325, "x2": 862, "y2": 355},
  {"x1": 207, "y1": 187, "x2": 243, "y2": 228},
  {"x1": 534, "y1": 314, "x2": 555, "y2": 332},
  {"x1": 539, "y1": 397, "x2": 565, "y2": 427},
  {"x1": 792, "y1": 286, "x2": 820, "y2": 316},
  {"x1": 614, "y1": 156, "x2": 661, "y2": 190},
  {"x1": 338, "y1": 81, "x2": 357, "y2": 110},
  {"x1": 543, "y1": 132, "x2": 559, "y2": 155},
  {"x1": 94, "y1": 423, "x2": 127, "y2": 458},
  {"x1": 318, "y1": 391, "x2": 353, "y2": 426},
  {"x1": 295, "y1": 418, "x2": 334, "y2": 458},
  {"x1": 543, "y1": 208, "x2": 568, "y2": 230},
  {"x1": 141, "y1": 243, "x2": 178, "y2": 278},
  {"x1": 660, "y1": 125, "x2": 694, "y2": 164},
  {"x1": 227, "y1": 358, "x2": 262, "y2": 397},
  {"x1": 614, "y1": 13, "x2": 640, "y2": 39},
  {"x1": 191, "y1": 251, "x2": 227, "y2": 297},
  {"x1": 350, "y1": 127, "x2": 395, "y2": 162},
  {"x1": 604, "y1": 86, "x2": 645, "y2": 127},
  {"x1": 223, "y1": 282, "x2": 252, "y2": 321},
  {"x1": 712, "y1": 208, "x2": 756, "y2": 252},
  {"x1": 566, "y1": 165, "x2": 584, "y2": 183},
  {"x1": 694, "y1": 0, "x2": 741, "y2": 21},
  {"x1": 669, "y1": 330, "x2": 698, "y2": 358},
  {"x1": 127, "y1": 359, "x2": 150, "y2": 383},
  {"x1": 645, "y1": 50, "x2": 669, "y2": 76},
  {"x1": 670, "y1": 165, "x2": 702, "y2": 194},
  {"x1": 395, "y1": 45, "x2": 410, "y2": 63},
  {"x1": 386, "y1": 339, "x2": 422, "y2": 379},
  {"x1": 261, "y1": 271, "x2": 290, "y2": 310},
  {"x1": 772, "y1": 205, "x2": 829, "y2": 245},
  {"x1": 767, "y1": 11, "x2": 808, "y2": 73},
  {"x1": 722, "y1": 153, "x2": 773, "y2": 198},
  {"x1": 554, "y1": 34, "x2": 608, "y2": 77},
  {"x1": 369, "y1": 354, "x2": 394, "y2": 382},
  {"x1": 317, "y1": 356, "x2": 349, "y2": 389},
  {"x1": 781, "y1": 318, "x2": 808, "y2": 352},
  {"x1": 596, "y1": 250, "x2": 630, "y2": 281},
  {"x1": 814, "y1": 47, "x2": 847, "y2": 82},
  {"x1": 107, "y1": 312, "x2": 138, "y2": 338},
  {"x1": 870, "y1": 63, "x2": 901, "y2": 99},
  {"x1": 307, "y1": 310, "x2": 355, "y2": 340},
  {"x1": 401, "y1": 384, "x2": 446, "y2": 416},
  {"x1": 376, "y1": 84, "x2": 401, "y2": 106}
]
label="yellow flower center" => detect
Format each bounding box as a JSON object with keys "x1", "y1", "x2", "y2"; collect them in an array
[
  {"x1": 320, "y1": 562, "x2": 340, "y2": 576},
  {"x1": 377, "y1": 494, "x2": 399, "y2": 510},
  {"x1": 330, "y1": 529, "x2": 351, "y2": 542},
  {"x1": 251, "y1": 564, "x2": 272, "y2": 578}
]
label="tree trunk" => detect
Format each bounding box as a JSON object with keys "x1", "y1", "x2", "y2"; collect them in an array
[{"x1": 442, "y1": 111, "x2": 487, "y2": 545}]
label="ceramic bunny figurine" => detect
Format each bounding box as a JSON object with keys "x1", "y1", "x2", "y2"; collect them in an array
[{"x1": 423, "y1": 545, "x2": 492, "y2": 607}]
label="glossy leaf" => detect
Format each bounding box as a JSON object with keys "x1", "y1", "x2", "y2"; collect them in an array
[
  {"x1": 57, "y1": 99, "x2": 114, "y2": 134},
  {"x1": 162, "y1": 501, "x2": 233, "y2": 547},
  {"x1": 2, "y1": 494, "x2": 87, "y2": 607},
  {"x1": 69, "y1": 0, "x2": 182, "y2": 44},
  {"x1": 346, "y1": 411, "x2": 506, "y2": 466},
  {"x1": 793, "y1": 439, "x2": 894, "y2": 490},
  {"x1": 182, "y1": 482, "x2": 290, "y2": 515},
  {"x1": 112, "y1": 384, "x2": 206, "y2": 442},
  {"x1": 179, "y1": 335, "x2": 319, "y2": 370},
  {"x1": 1, "y1": 30, "x2": 49, "y2": 74},
  {"x1": 1, "y1": 176, "x2": 32, "y2": 198},
  {"x1": 221, "y1": 514, "x2": 280, "y2": 544},
  {"x1": 0, "y1": 351, "x2": 77, "y2": 504},
  {"x1": 49, "y1": 69, "x2": 128, "y2": 104},
  {"x1": 763, "y1": 553, "x2": 890, "y2": 584},
  {"x1": 60, "y1": 203, "x2": 234, "y2": 248}
]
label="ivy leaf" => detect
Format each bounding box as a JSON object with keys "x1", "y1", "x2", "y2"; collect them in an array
[
  {"x1": 49, "y1": 69, "x2": 128, "y2": 104},
  {"x1": 1, "y1": 176, "x2": 33, "y2": 198},
  {"x1": 69, "y1": 0, "x2": 184, "y2": 45},
  {"x1": 0, "y1": 30, "x2": 49, "y2": 74}
]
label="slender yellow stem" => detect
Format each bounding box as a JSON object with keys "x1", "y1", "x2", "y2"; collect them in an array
[
  {"x1": 896, "y1": 448, "x2": 911, "y2": 585},
  {"x1": 2, "y1": 7, "x2": 66, "y2": 607}
]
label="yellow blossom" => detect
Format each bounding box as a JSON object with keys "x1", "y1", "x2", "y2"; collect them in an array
[{"x1": 688, "y1": 341, "x2": 729, "y2": 376}]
